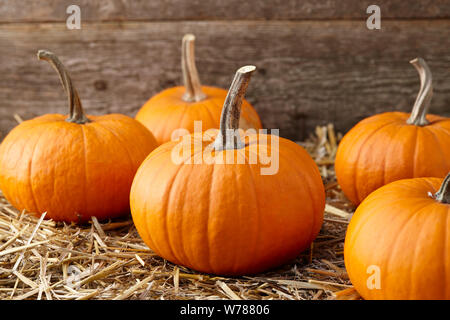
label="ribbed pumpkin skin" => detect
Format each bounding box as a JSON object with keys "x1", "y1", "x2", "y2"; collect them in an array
[
  {"x1": 335, "y1": 112, "x2": 450, "y2": 205},
  {"x1": 0, "y1": 114, "x2": 158, "y2": 222},
  {"x1": 130, "y1": 132, "x2": 325, "y2": 275},
  {"x1": 135, "y1": 86, "x2": 263, "y2": 145},
  {"x1": 344, "y1": 177, "x2": 450, "y2": 300}
]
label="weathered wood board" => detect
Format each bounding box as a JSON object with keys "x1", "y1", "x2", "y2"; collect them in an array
[
  {"x1": 1, "y1": 0, "x2": 449, "y2": 21},
  {"x1": 0, "y1": 19, "x2": 449, "y2": 140}
]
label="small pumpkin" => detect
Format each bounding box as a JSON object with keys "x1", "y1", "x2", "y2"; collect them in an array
[
  {"x1": 130, "y1": 66, "x2": 325, "y2": 275},
  {"x1": 0, "y1": 50, "x2": 158, "y2": 222},
  {"x1": 135, "y1": 34, "x2": 262, "y2": 145},
  {"x1": 344, "y1": 173, "x2": 450, "y2": 300},
  {"x1": 335, "y1": 58, "x2": 450, "y2": 205}
]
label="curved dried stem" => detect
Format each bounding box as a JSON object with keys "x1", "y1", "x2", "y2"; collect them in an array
[
  {"x1": 181, "y1": 34, "x2": 206, "y2": 102},
  {"x1": 213, "y1": 65, "x2": 256, "y2": 151},
  {"x1": 37, "y1": 50, "x2": 89, "y2": 124},
  {"x1": 435, "y1": 173, "x2": 450, "y2": 204},
  {"x1": 406, "y1": 57, "x2": 433, "y2": 126}
]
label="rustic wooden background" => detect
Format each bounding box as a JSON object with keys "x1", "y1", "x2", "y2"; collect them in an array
[{"x1": 0, "y1": 0, "x2": 449, "y2": 141}]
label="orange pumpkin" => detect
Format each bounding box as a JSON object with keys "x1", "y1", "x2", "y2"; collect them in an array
[
  {"x1": 0, "y1": 50, "x2": 158, "y2": 222},
  {"x1": 335, "y1": 58, "x2": 450, "y2": 205},
  {"x1": 130, "y1": 65, "x2": 325, "y2": 275},
  {"x1": 344, "y1": 173, "x2": 450, "y2": 300},
  {"x1": 135, "y1": 34, "x2": 262, "y2": 145}
]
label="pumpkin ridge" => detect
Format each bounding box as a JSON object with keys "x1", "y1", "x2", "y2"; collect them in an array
[
  {"x1": 346, "y1": 196, "x2": 430, "y2": 299},
  {"x1": 167, "y1": 103, "x2": 190, "y2": 144},
  {"x1": 161, "y1": 162, "x2": 188, "y2": 265},
  {"x1": 423, "y1": 177, "x2": 440, "y2": 196},
  {"x1": 285, "y1": 149, "x2": 318, "y2": 240},
  {"x1": 303, "y1": 165, "x2": 322, "y2": 243},
  {"x1": 14, "y1": 118, "x2": 65, "y2": 128},
  {"x1": 353, "y1": 120, "x2": 399, "y2": 203},
  {"x1": 0, "y1": 128, "x2": 28, "y2": 212},
  {"x1": 230, "y1": 167, "x2": 240, "y2": 273},
  {"x1": 80, "y1": 124, "x2": 88, "y2": 221},
  {"x1": 144, "y1": 104, "x2": 171, "y2": 145},
  {"x1": 336, "y1": 120, "x2": 382, "y2": 203},
  {"x1": 407, "y1": 202, "x2": 439, "y2": 299},
  {"x1": 346, "y1": 191, "x2": 415, "y2": 262},
  {"x1": 132, "y1": 149, "x2": 173, "y2": 257},
  {"x1": 346, "y1": 202, "x2": 391, "y2": 298},
  {"x1": 380, "y1": 124, "x2": 415, "y2": 188},
  {"x1": 210, "y1": 98, "x2": 227, "y2": 122},
  {"x1": 443, "y1": 206, "x2": 449, "y2": 298},
  {"x1": 379, "y1": 200, "x2": 435, "y2": 299},
  {"x1": 27, "y1": 126, "x2": 48, "y2": 215},
  {"x1": 143, "y1": 141, "x2": 177, "y2": 164},
  {"x1": 239, "y1": 134, "x2": 281, "y2": 175},
  {"x1": 243, "y1": 139, "x2": 263, "y2": 162},
  {"x1": 378, "y1": 127, "x2": 393, "y2": 198},
  {"x1": 434, "y1": 123, "x2": 450, "y2": 140},
  {"x1": 94, "y1": 122, "x2": 135, "y2": 175},
  {"x1": 202, "y1": 100, "x2": 220, "y2": 128},
  {"x1": 285, "y1": 147, "x2": 323, "y2": 254},
  {"x1": 429, "y1": 204, "x2": 449, "y2": 298},
  {"x1": 178, "y1": 100, "x2": 192, "y2": 125},
  {"x1": 377, "y1": 123, "x2": 405, "y2": 196},
  {"x1": 278, "y1": 145, "x2": 320, "y2": 244},
  {"x1": 427, "y1": 116, "x2": 450, "y2": 124},
  {"x1": 143, "y1": 150, "x2": 177, "y2": 257},
  {"x1": 431, "y1": 119, "x2": 450, "y2": 130},
  {"x1": 244, "y1": 159, "x2": 262, "y2": 271},
  {"x1": 228, "y1": 164, "x2": 259, "y2": 273},
  {"x1": 172, "y1": 162, "x2": 198, "y2": 270},
  {"x1": 204, "y1": 162, "x2": 215, "y2": 273},
  {"x1": 357, "y1": 112, "x2": 407, "y2": 127},
  {"x1": 423, "y1": 126, "x2": 448, "y2": 173},
  {"x1": 159, "y1": 106, "x2": 179, "y2": 144},
  {"x1": 411, "y1": 125, "x2": 419, "y2": 178}
]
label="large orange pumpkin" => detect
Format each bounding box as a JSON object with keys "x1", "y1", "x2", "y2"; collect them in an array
[
  {"x1": 344, "y1": 173, "x2": 450, "y2": 300},
  {"x1": 130, "y1": 66, "x2": 325, "y2": 275},
  {"x1": 335, "y1": 58, "x2": 450, "y2": 205},
  {"x1": 135, "y1": 34, "x2": 262, "y2": 145},
  {"x1": 0, "y1": 50, "x2": 158, "y2": 222}
]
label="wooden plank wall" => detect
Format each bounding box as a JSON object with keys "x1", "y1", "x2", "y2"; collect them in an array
[{"x1": 0, "y1": 1, "x2": 449, "y2": 141}]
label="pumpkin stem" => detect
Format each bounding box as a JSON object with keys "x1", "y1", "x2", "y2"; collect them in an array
[
  {"x1": 435, "y1": 173, "x2": 450, "y2": 204},
  {"x1": 406, "y1": 58, "x2": 433, "y2": 126},
  {"x1": 213, "y1": 65, "x2": 256, "y2": 151},
  {"x1": 181, "y1": 34, "x2": 206, "y2": 102},
  {"x1": 37, "y1": 50, "x2": 90, "y2": 124}
]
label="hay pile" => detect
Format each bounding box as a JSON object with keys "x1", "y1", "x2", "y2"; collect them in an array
[{"x1": 0, "y1": 123, "x2": 360, "y2": 300}]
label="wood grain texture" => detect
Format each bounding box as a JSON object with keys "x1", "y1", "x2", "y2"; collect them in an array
[
  {"x1": 0, "y1": 20, "x2": 449, "y2": 141},
  {"x1": 0, "y1": 0, "x2": 449, "y2": 22}
]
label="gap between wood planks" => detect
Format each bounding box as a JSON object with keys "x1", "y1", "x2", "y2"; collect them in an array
[{"x1": 0, "y1": 17, "x2": 450, "y2": 26}]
